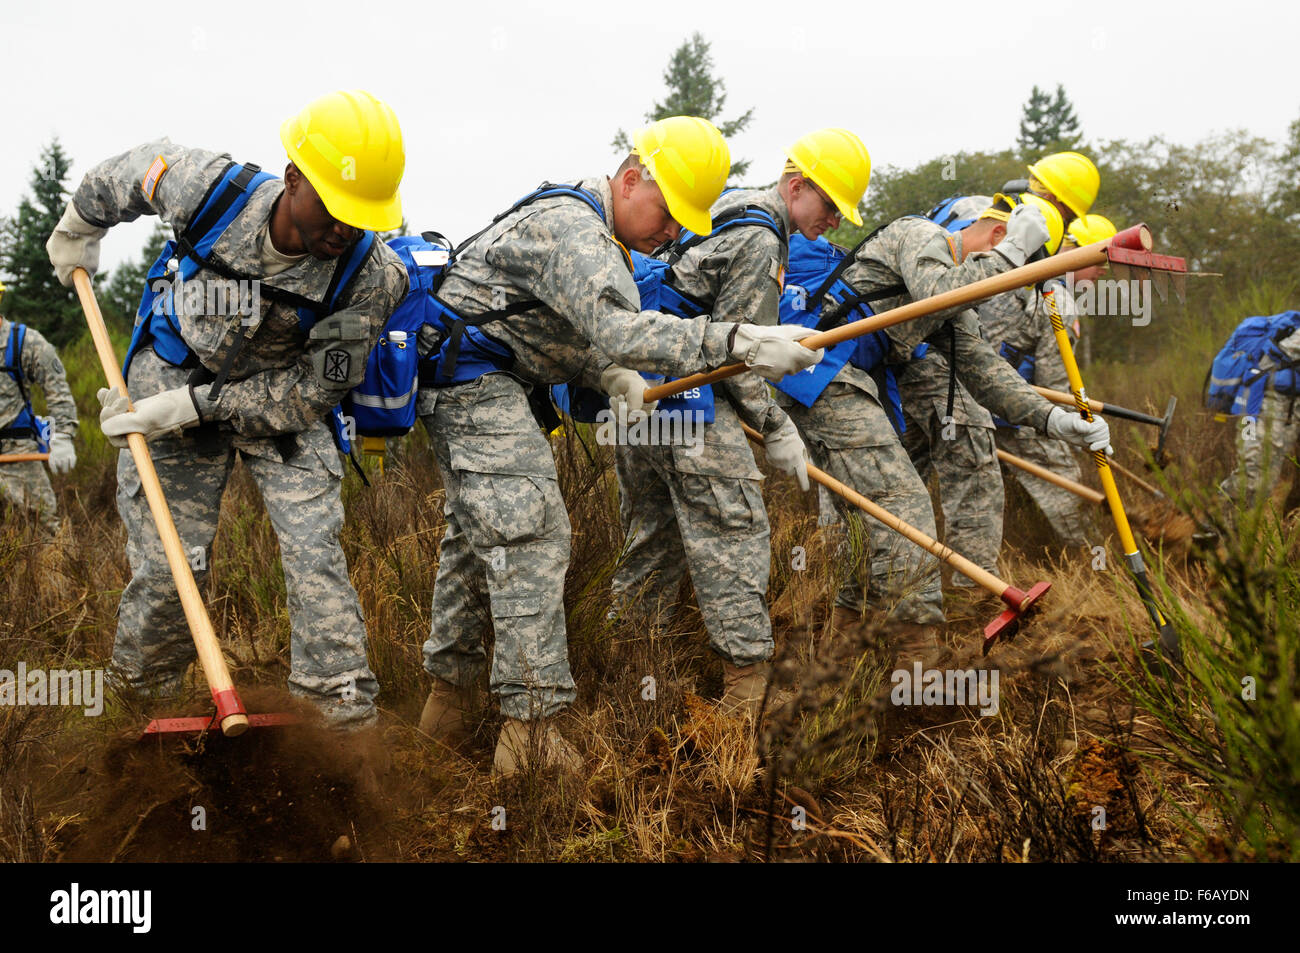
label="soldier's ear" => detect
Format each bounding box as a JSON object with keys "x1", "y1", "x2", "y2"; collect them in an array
[
  {"x1": 990, "y1": 222, "x2": 1007, "y2": 246},
  {"x1": 284, "y1": 163, "x2": 301, "y2": 194},
  {"x1": 617, "y1": 166, "x2": 641, "y2": 199}
]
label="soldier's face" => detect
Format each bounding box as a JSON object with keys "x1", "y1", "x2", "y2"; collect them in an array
[
  {"x1": 284, "y1": 166, "x2": 363, "y2": 260},
  {"x1": 790, "y1": 176, "x2": 840, "y2": 240},
  {"x1": 613, "y1": 169, "x2": 681, "y2": 253}
]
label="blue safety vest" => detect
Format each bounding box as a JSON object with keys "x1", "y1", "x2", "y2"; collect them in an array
[
  {"x1": 125, "y1": 161, "x2": 375, "y2": 453},
  {"x1": 1, "y1": 323, "x2": 52, "y2": 452},
  {"x1": 776, "y1": 233, "x2": 907, "y2": 434}
]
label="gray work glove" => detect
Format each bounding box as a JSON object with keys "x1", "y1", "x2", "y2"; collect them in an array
[
  {"x1": 728, "y1": 324, "x2": 825, "y2": 382},
  {"x1": 98, "y1": 385, "x2": 201, "y2": 447},
  {"x1": 763, "y1": 418, "x2": 811, "y2": 491},
  {"x1": 1045, "y1": 405, "x2": 1113, "y2": 455},
  {"x1": 47, "y1": 433, "x2": 77, "y2": 474},
  {"x1": 996, "y1": 203, "x2": 1051, "y2": 268},
  {"x1": 600, "y1": 364, "x2": 658, "y2": 416},
  {"x1": 46, "y1": 202, "x2": 109, "y2": 287}
]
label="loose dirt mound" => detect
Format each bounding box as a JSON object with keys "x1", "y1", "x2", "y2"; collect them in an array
[{"x1": 58, "y1": 717, "x2": 398, "y2": 863}]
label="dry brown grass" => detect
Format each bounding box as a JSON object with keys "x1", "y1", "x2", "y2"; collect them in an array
[{"x1": 0, "y1": 368, "x2": 1286, "y2": 863}]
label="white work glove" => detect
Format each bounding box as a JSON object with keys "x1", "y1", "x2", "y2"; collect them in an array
[
  {"x1": 1045, "y1": 405, "x2": 1113, "y2": 455},
  {"x1": 996, "y1": 203, "x2": 1051, "y2": 268},
  {"x1": 728, "y1": 324, "x2": 825, "y2": 382},
  {"x1": 763, "y1": 419, "x2": 811, "y2": 491},
  {"x1": 98, "y1": 385, "x2": 201, "y2": 447},
  {"x1": 47, "y1": 433, "x2": 77, "y2": 474},
  {"x1": 46, "y1": 202, "x2": 109, "y2": 287},
  {"x1": 599, "y1": 364, "x2": 658, "y2": 416}
]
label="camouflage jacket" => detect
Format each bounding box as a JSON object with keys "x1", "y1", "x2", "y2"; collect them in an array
[
  {"x1": 974, "y1": 281, "x2": 1078, "y2": 394},
  {"x1": 416, "y1": 175, "x2": 736, "y2": 390},
  {"x1": 0, "y1": 315, "x2": 78, "y2": 443},
  {"x1": 70, "y1": 140, "x2": 408, "y2": 437},
  {"x1": 826, "y1": 216, "x2": 1054, "y2": 431},
  {"x1": 663, "y1": 186, "x2": 791, "y2": 437}
]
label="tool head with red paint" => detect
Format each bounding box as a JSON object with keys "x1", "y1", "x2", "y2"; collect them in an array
[{"x1": 982, "y1": 581, "x2": 1052, "y2": 655}]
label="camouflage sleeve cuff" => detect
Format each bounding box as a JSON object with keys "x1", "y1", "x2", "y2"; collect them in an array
[
  {"x1": 704, "y1": 323, "x2": 736, "y2": 368},
  {"x1": 190, "y1": 383, "x2": 220, "y2": 423}
]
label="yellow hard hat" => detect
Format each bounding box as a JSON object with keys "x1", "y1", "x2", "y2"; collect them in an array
[
  {"x1": 979, "y1": 192, "x2": 1064, "y2": 255},
  {"x1": 0, "y1": 279, "x2": 5, "y2": 309},
  {"x1": 786, "y1": 128, "x2": 871, "y2": 227},
  {"x1": 280, "y1": 89, "x2": 405, "y2": 232},
  {"x1": 1027, "y1": 151, "x2": 1099, "y2": 220},
  {"x1": 632, "y1": 116, "x2": 730, "y2": 237},
  {"x1": 1067, "y1": 213, "x2": 1118, "y2": 247}
]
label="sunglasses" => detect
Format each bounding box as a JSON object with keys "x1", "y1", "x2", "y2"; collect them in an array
[{"x1": 804, "y1": 179, "x2": 840, "y2": 222}]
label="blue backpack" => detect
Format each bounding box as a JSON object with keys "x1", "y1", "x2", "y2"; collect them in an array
[
  {"x1": 342, "y1": 232, "x2": 452, "y2": 438},
  {"x1": 126, "y1": 161, "x2": 376, "y2": 454},
  {"x1": 1, "y1": 323, "x2": 52, "y2": 452},
  {"x1": 553, "y1": 202, "x2": 785, "y2": 425},
  {"x1": 1205, "y1": 311, "x2": 1300, "y2": 416},
  {"x1": 777, "y1": 233, "x2": 907, "y2": 434},
  {"x1": 925, "y1": 195, "x2": 986, "y2": 233}
]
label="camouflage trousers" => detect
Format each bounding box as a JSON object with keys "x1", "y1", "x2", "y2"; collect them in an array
[
  {"x1": 417, "y1": 373, "x2": 576, "y2": 722},
  {"x1": 995, "y1": 425, "x2": 1097, "y2": 546},
  {"x1": 1219, "y1": 390, "x2": 1300, "y2": 509},
  {"x1": 610, "y1": 400, "x2": 773, "y2": 668},
  {"x1": 112, "y1": 350, "x2": 377, "y2": 726},
  {"x1": 898, "y1": 363, "x2": 1004, "y2": 585},
  {"x1": 0, "y1": 438, "x2": 59, "y2": 533},
  {"x1": 777, "y1": 379, "x2": 945, "y2": 625}
]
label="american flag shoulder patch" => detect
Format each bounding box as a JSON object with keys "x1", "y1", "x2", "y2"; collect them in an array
[{"x1": 142, "y1": 155, "x2": 168, "y2": 200}]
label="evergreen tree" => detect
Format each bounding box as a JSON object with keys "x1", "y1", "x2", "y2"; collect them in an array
[
  {"x1": 0, "y1": 139, "x2": 86, "y2": 346},
  {"x1": 612, "y1": 33, "x2": 755, "y2": 180},
  {"x1": 1017, "y1": 83, "x2": 1082, "y2": 155}
]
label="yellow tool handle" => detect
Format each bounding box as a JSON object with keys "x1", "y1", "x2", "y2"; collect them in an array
[{"x1": 73, "y1": 268, "x2": 247, "y2": 736}]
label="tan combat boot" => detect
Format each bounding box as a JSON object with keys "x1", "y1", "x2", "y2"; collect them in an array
[
  {"x1": 719, "y1": 661, "x2": 771, "y2": 721},
  {"x1": 492, "y1": 717, "x2": 582, "y2": 779},
  {"x1": 417, "y1": 677, "x2": 473, "y2": 747}
]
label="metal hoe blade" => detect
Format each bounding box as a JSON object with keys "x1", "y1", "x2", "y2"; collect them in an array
[{"x1": 983, "y1": 580, "x2": 1052, "y2": 654}]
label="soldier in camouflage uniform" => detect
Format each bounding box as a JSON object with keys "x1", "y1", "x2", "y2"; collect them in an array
[
  {"x1": 1219, "y1": 327, "x2": 1300, "y2": 510},
  {"x1": 0, "y1": 293, "x2": 79, "y2": 532},
  {"x1": 45, "y1": 91, "x2": 409, "y2": 727},
  {"x1": 411, "y1": 117, "x2": 824, "y2": 774},
  {"x1": 609, "y1": 166, "x2": 826, "y2": 720},
  {"x1": 980, "y1": 281, "x2": 1097, "y2": 546},
  {"x1": 915, "y1": 193, "x2": 1097, "y2": 550},
  {"x1": 769, "y1": 202, "x2": 1111, "y2": 655}
]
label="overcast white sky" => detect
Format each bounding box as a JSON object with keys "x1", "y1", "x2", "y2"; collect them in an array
[{"x1": 3, "y1": 0, "x2": 1297, "y2": 273}]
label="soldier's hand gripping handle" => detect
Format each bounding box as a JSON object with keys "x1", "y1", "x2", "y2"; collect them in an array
[
  {"x1": 46, "y1": 202, "x2": 109, "y2": 286},
  {"x1": 726, "y1": 324, "x2": 825, "y2": 382}
]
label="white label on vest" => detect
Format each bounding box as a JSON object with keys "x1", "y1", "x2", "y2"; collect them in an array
[{"x1": 412, "y1": 249, "x2": 450, "y2": 267}]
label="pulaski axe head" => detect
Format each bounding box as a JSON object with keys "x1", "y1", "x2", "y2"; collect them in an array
[
  {"x1": 1154, "y1": 395, "x2": 1177, "y2": 465},
  {"x1": 982, "y1": 581, "x2": 1052, "y2": 655}
]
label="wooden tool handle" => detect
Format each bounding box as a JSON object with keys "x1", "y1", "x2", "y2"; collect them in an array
[
  {"x1": 995, "y1": 449, "x2": 1105, "y2": 504},
  {"x1": 643, "y1": 230, "x2": 1140, "y2": 405},
  {"x1": 742, "y1": 423, "x2": 1010, "y2": 598},
  {"x1": 73, "y1": 269, "x2": 247, "y2": 737},
  {"x1": 0, "y1": 453, "x2": 52, "y2": 464}
]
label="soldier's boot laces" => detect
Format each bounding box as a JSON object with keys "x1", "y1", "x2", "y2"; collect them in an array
[
  {"x1": 719, "y1": 661, "x2": 770, "y2": 722},
  {"x1": 417, "y1": 676, "x2": 473, "y2": 748},
  {"x1": 492, "y1": 717, "x2": 582, "y2": 780}
]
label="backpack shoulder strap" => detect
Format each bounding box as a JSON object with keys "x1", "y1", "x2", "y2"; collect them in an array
[
  {"x1": 177, "y1": 162, "x2": 276, "y2": 263},
  {"x1": 668, "y1": 205, "x2": 785, "y2": 262},
  {"x1": 5, "y1": 323, "x2": 34, "y2": 410}
]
